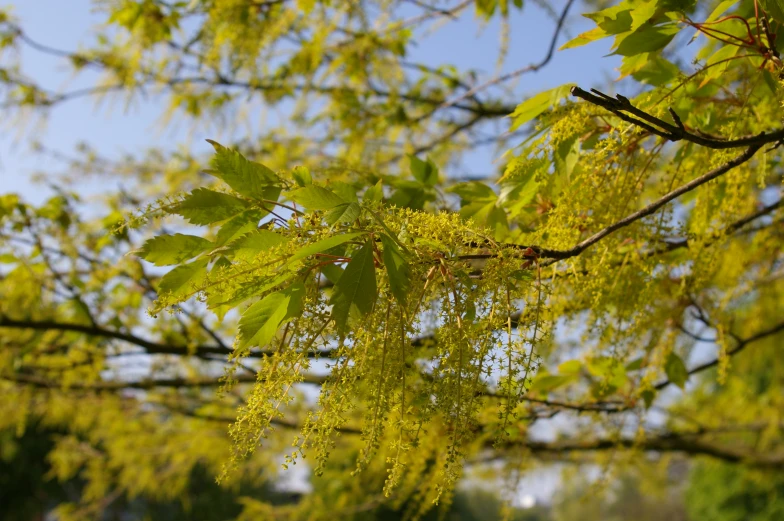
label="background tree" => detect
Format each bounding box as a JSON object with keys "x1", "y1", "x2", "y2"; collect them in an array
[{"x1": 1, "y1": 0, "x2": 783, "y2": 519}]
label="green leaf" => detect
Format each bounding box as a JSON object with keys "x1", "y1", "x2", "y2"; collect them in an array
[
  {"x1": 208, "y1": 272, "x2": 295, "y2": 311},
  {"x1": 697, "y1": 44, "x2": 740, "y2": 88},
  {"x1": 618, "y1": 52, "x2": 652, "y2": 79},
  {"x1": 324, "y1": 202, "x2": 361, "y2": 225},
  {"x1": 762, "y1": 69, "x2": 779, "y2": 95},
  {"x1": 554, "y1": 136, "x2": 580, "y2": 179},
  {"x1": 705, "y1": 0, "x2": 737, "y2": 23},
  {"x1": 158, "y1": 258, "x2": 209, "y2": 298},
  {"x1": 387, "y1": 185, "x2": 434, "y2": 210},
  {"x1": 661, "y1": 0, "x2": 696, "y2": 10},
  {"x1": 363, "y1": 180, "x2": 383, "y2": 203},
  {"x1": 292, "y1": 165, "x2": 312, "y2": 187},
  {"x1": 584, "y1": 2, "x2": 633, "y2": 34},
  {"x1": 330, "y1": 240, "x2": 377, "y2": 334},
  {"x1": 459, "y1": 200, "x2": 508, "y2": 235},
  {"x1": 613, "y1": 23, "x2": 679, "y2": 56},
  {"x1": 135, "y1": 234, "x2": 213, "y2": 266},
  {"x1": 286, "y1": 186, "x2": 346, "y2": 210},
  {"x1": 381, "y1": 234, "x2": 410, "y2": 305},
  {"x1": 628, "y1": 0, "x2": 660, "y2": 33},
  {"x1": 587, "y1": 357, "x2": 626, "y2": 380},
  {"x1": 625, "y1": 357, "x2": 644, "y2": 371},
  {"x1": 560, "y1": 26, "x2": 608, "y2": 50},
  {"x1": 174, "y1": 188, "x2": 250, "y2": 225},
  {"x1": 230, "y1": 230, "x2": 289, "y2": 259},
  {"x1": 329, "y1": 181, "x2": 359, "y2": 203},
  {"x1": 509, "y1": 269, "x2": 534, "y2": 282},
  {"x1": 409, "y1": 155, "x2": 439, "y2": 186},
  {"x1": 758, "y1": 0, "x2": 784, "y2": 24},
  {"x1": 530, "y1": 373, "x2": 577, "y2": 393},
  {"x1": 640, "y1": 388, "x2": 656, "y2": 409},
  {"x1": 665, "y1": 351, "x2": 689, "y2": 389},
  {"x1": 509, "y1": 84, "x2": 575, "y2": 131},
  {"x1": 259, "y1": 186, "x2": 283, "y2": 207},
  {"x1": 557, "y1": 360, "x2": 582, "y2": 375},
  {"x1": 321, "y1": 263, "x2": 344, "y2": 284},
  {"x1": 504, "y1": 154, "x2": 547, "y2": 181},
  {"x1": 626, "y1": 54, "x2": 681, "y2": 86},
  {"x1": 446, "y1": 181, "x2": 496, "y2": 203},
  {"x1": 288, "y1": 232, "x2": 367, "y2": 263},
  {"x1": 215, "y1": 210, "x2": 263, "y2": 246},
  {"x1": 587, "y1": 356, "x2": 628, "y2": 397},
  {"x1": 237, "y1": 282, "x2": 305, "y2": 350},
  {"x1": 206, "y1": 139, "x2": 279, "y2": 200}
]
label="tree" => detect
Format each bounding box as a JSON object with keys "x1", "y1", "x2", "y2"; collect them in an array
[{"x1": 1, "y1": 0, "x2": 783, "y2": 518}]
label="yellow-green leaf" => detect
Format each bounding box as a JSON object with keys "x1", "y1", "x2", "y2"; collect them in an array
[
  {"x1": 324, "y1": 202, "x2": 361, "y2": 225},
  {"x1": 174, "y1": 188, "x2": 250, "y2": 225},
  {"x1": 530, "y1": 373, "x2": 577, "y2": 393},
  {"x1": 409, "y1": 155, "x2": 439, "y2": 186},
  {"x1": 215, "y1": 210, "x2": 264, "y2": 246},
  {"x1": 509, "y1": 84, "x2": 575, "y2": 131},
  {"x1": 158, "y1": 258, "x2": 209, "y2": 298},
  {"x1": 237, "y1": 282, "x2": 305, "y2": 351},
  {"x1": 363, "y1": 180, "x2": 383, "y2": 203},
  {"x1": 230, "y1": 230, "x2": 289, "y2": 260},
  {"x1": 330, "y1": 240, "x2": 377, "y2": 334},
  {"x1": 613, "y1": 23, "x2": 679, "y2": 56},
  {"x1": 286, "y1": 186, "x2": 346, "y2": 210},
  {"x1": 560, "y1": 26, "x2": 608, "y2": 50},
  {"x1": 665, "y1": 351, "x2": 689, "y2": 389},
  {"x1": 292, "y1": 165, "x2": 312, "y2": 187},
  {"x1": 206, "y1": 140, "x2": 280, "y2": 200},
  {"x1": 758, "y1": 0, "x2": 784, "y2": 23},
  {"x1": 288, "y1": 232, "x2": 367, "y2": 264},
  {"x1": 381, "y1": 234, "x2": 410, "y2": 305},
  {"x1": 136, "y1": 233, "x2": 213, "y2": 266}
]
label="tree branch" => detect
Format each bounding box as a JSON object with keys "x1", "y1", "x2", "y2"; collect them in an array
[
  {"x1": 571, "y1": 86, "x2": 784, "y2": 150},
  {"x1": 646, "y1": 199, "x2": 782, "y2": 257},
  {"x1": 539, "y1": 144, "x2": 762, "y2": 260},
  {"x1": 158, "y1": 394, "x2": 783, "y2": 468},
  {"x1": 165, "y1": 399, "x2": 784, "y2": 468},
  {"x1": 654, "y1": 318, "x2": 784, "y2": 390},
  {"x1": 1, "y1": 370, "x2": 328, "y2": 390},
  {"x1": 508, "y1": 433, "x2": 784, "y2": 468},
  {"x1": 0, "y1": 316, "x2": 337, "y2": 360},
  {"x1": 423, "y1": 0, "x2": 576, "y2": 118},
  {"x1": 7, "y1": 24, "x2": 516, "y2": 118}
]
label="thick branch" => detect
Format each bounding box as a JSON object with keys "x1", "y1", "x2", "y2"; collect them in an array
[
  {"x1": 1, "y1": 371, "x2": 328, "y2": 390},
  {"x1": 516, "y1": 434, "x2": 784, "y2": 468},
  {"x1": 169, "y1": 400, "x2": 784, "y2": 468},
  {"x1": 571, "y1": 86, "x2": 784, "y2": 150},
  {"x1": 0, "y1": 316, "x2": 336, "y2": 360},
  {"x1": 160, "y1": 396, "x2": 782, "y2": 468}
]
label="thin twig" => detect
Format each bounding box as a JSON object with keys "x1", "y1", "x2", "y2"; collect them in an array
[{"x1": 420, "y1": 0, "x2": 576, "y2": 120}]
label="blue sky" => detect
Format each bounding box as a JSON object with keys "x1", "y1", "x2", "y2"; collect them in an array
[{"x1": 0, "y1": 0, "x2": 621, "y2": 204}]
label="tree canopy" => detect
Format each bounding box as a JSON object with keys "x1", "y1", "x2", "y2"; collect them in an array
[{"x1": 1, "y1": 0, "x2": 783, "y2": 519}]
